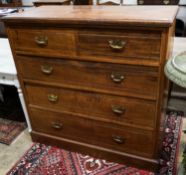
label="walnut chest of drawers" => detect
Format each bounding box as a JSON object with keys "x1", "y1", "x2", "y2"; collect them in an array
[{"x1": 3, "y1": 6, "x2": 178, "y2": 172}]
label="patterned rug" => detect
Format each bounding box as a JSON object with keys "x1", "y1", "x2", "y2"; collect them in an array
[
  {"x1": 0, "y1": 118, "x2": 26, "y2": 145},
  {"x1": 7, "y1": 111, "x2": 183, "y2": 175}
]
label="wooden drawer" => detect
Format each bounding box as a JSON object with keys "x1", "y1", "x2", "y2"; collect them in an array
[
  {"x1": 25, "y1": 84, "x2": 156, "y2": 129},
  {"x1": 33, "y1": 0, "x2": 71, "y2": 7},
  {"x1": 30, "y1": 108, "x2": 155, "y2": 157},
  {"x1": 137, "y1": 0, "x2": 179, "y2": 5},
  {"x1": 18, "y1": 57, "x2": 158, "y2": 100},
  {"x1": 77, "y1": 31, "x2": 161, "y2": 61},
  {"x1": 11, "y1": 29, "x2": 76, "y2": 57}
]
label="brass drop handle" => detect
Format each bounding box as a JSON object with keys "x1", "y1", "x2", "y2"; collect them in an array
[
  {"x1": 108, "y1": 40, "x2": 126, "y2": 51},
  {"x1": 111, "y1": 105, "x2": 125, "y2": 115},
  {"x1": 112, "y1": 136, "x2": 125, "y2": 144},
  {"x1": 111, "y1": 73, "x2": 125, "y2": 83},
  {"x1": 35, "y1": 36, "x2": 48, "y2": 46},
  {"x1": 138, "y1": 0, "x2": 144, "y2": 4},
  {"x1": 163, "y1": 0, "x2": 170, "y2": 4},
  {"x1": 41, "y1": 65, "x2": 53, "y2": 75},
  {"x1": 51, "y1": 122, "x2": 63, "y2": 130},
  {"x1": 48, "y1": 94, "x2": 58, "y2": 103}
]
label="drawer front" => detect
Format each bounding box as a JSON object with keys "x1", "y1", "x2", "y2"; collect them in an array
[
  {"x1": 12, "y1": 29, "x2": 76, "y2": 57},
  {"x1": 77, "y1": 31, "x2": 161, "y2": 60},
  {"x1": 25, "y1": 84, "x2": 156, "y2": 128},
  {"x1": 138, "y1": 0, "x2": 179, "y2": 5},
  {"x1": 34, "y1": 1, "x2": 71, "y2": 6},
  {"x1": 30, "y1": 108, "x2": 155, "y2": 157},
  {"x1": 18, "y1": 57, "x2": 158, "y2": 100}
]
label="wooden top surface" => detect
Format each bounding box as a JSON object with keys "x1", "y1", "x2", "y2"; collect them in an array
[{"x1": 3, "y1": 6, "x2": 178, "y2": 27}]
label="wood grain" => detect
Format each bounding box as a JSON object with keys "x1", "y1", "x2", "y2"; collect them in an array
[
  {"x1": 11, "y1": 29, "x2": 76, "y2": 57},
  {"x1": 18, "y1": 56, "x2": 158, "y2": 100},
  {"x1": 2, "y1": 6, "x2": 178, "y2": 28},
  {"x1": 78, "y1": 30, "x2": 161, "y2": 60},
  {"x1": 30, "y1": 107, "x2": 155, "y2": 158},
  {"x1": 137, "y1": 0, "x2": 179, "y2": 5},
  {"x1": 33, "y1": 0, "x2": 71, "y2": 6},
  {"x1": 25, "y1": 84, "x2": 156, "y2": 129}
]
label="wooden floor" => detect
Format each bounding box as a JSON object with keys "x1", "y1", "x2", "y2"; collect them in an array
[{"x1": 0, "y1": 129, "x2": 32, "y2": 175}]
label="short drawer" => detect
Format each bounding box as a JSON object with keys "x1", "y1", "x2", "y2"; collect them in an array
[
  {"x1": 30, "y1": 108, "x2": 155, "y2": 157},
  {"x1": 25, "y1": 84, "x2": 156, "y2": 129},
  {"x1": 77, "y1": 30, "x2": 161, "y2": 61},
  {"x1": 11, "y1": 29, "x2": 76, "y2": 57},
  {"x1": 18, "y1": 57, "x2": 158, "y2": 100}
]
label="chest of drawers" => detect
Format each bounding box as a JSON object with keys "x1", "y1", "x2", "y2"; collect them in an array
[{"x1": 3, "y1": 6, "x2": 178, "y2": 172}]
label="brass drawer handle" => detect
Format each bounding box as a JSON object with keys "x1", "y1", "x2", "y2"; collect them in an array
[
  {"x1": 138, "y1": 0, "x2": 144, "y2": 4},
  {"x1": 41, "y1": 65, "x2": 53, "y2": 75},
  {"x1": 112, "y1": 136, "x2": 125, "y2": 144},
  {"x1": 108, "y1": 40, "x2": 126, "y2": 51},
  {"x1": 111, "y1": 105, "x2": 125, "y2": 115},
  {"x1": 48, "y1": 94, "x2": 58, "y2": 102},
  {"x1": 111, "y1": 73, "x2": 125, "y2": 83},
  {"x1": 51, "y1": 122, "x2": 63, "y2": 130},
  {"x1": 163, "y1": 0, "x2": 170, "y2": 4},
  {"x1": 35, "y1": 36, "x2": 48, "y2": 46}
]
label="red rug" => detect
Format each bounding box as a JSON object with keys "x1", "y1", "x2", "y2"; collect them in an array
[
  {"x1": 0, "y1": 118, "x2": 26, "y2": 145},
  {"x1": 7, "y1": 111, "x2": 183, "y2": 175}
]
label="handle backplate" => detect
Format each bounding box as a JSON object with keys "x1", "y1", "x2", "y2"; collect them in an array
[
  {"x1": 51, "y1": 122, "x2": 63, "y2": 130},
  {"x1": 163, "y1": 0, "x2": 170, "y2": 4},
  {"x1": 112, "y1": 135, "x2": 125, "y2": 144},
  {"x1": 111, "y1": 73, "x2": 125, "y2": 83},
  {"x1": 35, "y1": 36, "x2": 48, "y2": 46},
  {"x1": 109, "y1": 40, "x2": 126, "y2": 51},
  {"x1": 138, "y1": 0, "x2": 144, "y2": 4},
  {"x1": 111, "y1": 105, "x2": 125, "y2": 115},
  {"x1": 48, "y1": 94, "x2": 58, "y2": 103},
  {"x1": 41, "y1": 65, "x2": 53, "y2": 75}
]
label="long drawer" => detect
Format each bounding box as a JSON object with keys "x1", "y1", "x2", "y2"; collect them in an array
[
  {"x1": 29, "y1": 107, "x2": 155, "y2": 158},
  {"x1": 77, "y1": 30, "x2": 161, "y2": 60},
  {"x1": 138, "y1": 0, "x2": 179, "y2": 5},
  {"x1": 11, "y1": 29, "x2": 76, "y2": 57},
  {"x1": 18, "y1": 57, "x2": 158, "y2": 100},
  {"x1": 25, "y1": 84, "x2": 156, "y2": 129}
]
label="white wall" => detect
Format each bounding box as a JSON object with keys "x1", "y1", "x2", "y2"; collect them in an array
[
  {"x1": 180, "y1": 0, "x2": 186, "y2": 5},
  {"x1": 124, "y1": 0, "x2": 137, "y2": 4},
  {"x1": 22, "y1": 0, "x2": 35, "y2": 6}
]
